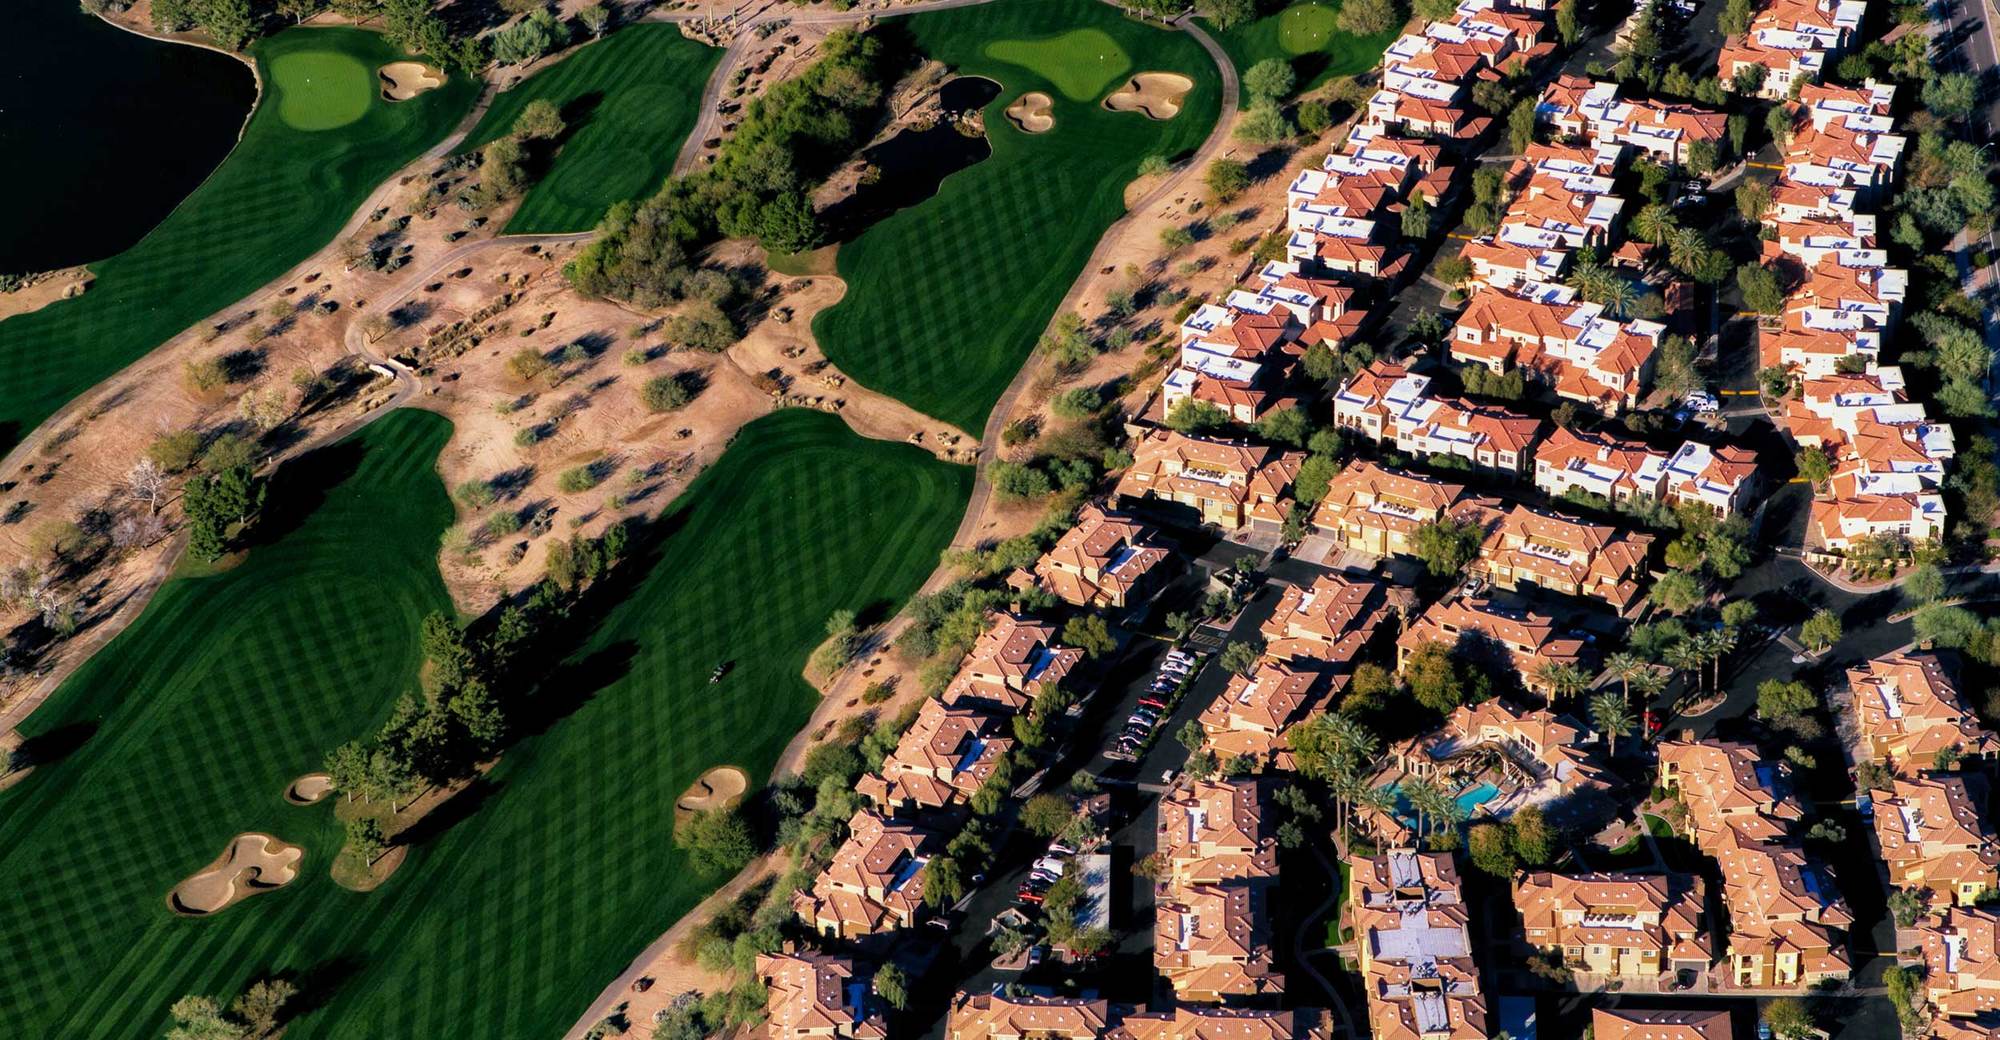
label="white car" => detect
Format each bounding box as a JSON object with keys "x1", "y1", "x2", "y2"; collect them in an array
[{"x1": 1683, "y1": 391, "x2": 1720, "y2": 414}]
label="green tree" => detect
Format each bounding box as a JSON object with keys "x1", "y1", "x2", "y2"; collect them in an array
[
  {"x1": 1402, "y1": 193, "x2": 1432, "y2": 239},
  {"x1": 1800, "y1": 607, "x2": 1841, "y2": 651},
  {"x1": 1413, "y1": 517, "x2": 1484, "y2": 577},
  {"x1": 1507, "y1": 96, "x2": 1538, "y2": 153},
  {"x1": 166, "y1": 995, "x2": 245, "y2": 1040},
  {"x1": 923, "y1": 854, "x2": 965, "y2": 908},
  {"x1": 1243, "y1": 58, "x2": 1296, "y2": 102},
  {"x1": 1649, "y1": 570, "x2": 1704, "y2": 615},
  {"x1": 513, "y1": 98, "x2": 566, "y2": 141},
  {"x1": 1737, "y1": 264, "x2": 1785, "y2": 314},
  {"x1": 1062, "y1": 614, "x2": 1115, "y2": 658},
  {"x1": 1021, "y1": 793, "x2": 1075, "y2": 837},
  {"x1": 1905, "y1": 564, "x2": 1947, "y2": 606},
  {"x1": 1219, "y1": 639, "x2": 1263, "y2": 676},
  {"x1": 1204, "y1": 159, "x2": 1250, "y2": 202},
  {"x1": 1509, "y1": 805, "x2": 1557, "y2": 866},
  {"x1": 873, "y1": 963, "x2": 908, "y2": 1010},
  {"x1": 1756, "y1": 678, "x2": 1816, "y2": 721},
  {"x1": 230, "y1": 977, "x2": 297, "y2": 1038},
  {"x1": 1924, "y1": 73, "x2": 1978, "y2": 122},
  {"x1": 1337, "y1": 0, "x2": 1401, "y2": 36},
  {"x1": 1256, "y1": 406, "x2": 1312, "y2": 447},
  {"x1": 1234, "y1": 100, "x2": 1293, "y2": 144},
  {"x1": 1198, "y1": 0, "x2": 1256, "y2": 28},
  {"x1": 1533, "y1": 661, "x2": 1591, "y2": 705},
  {"x1": 1403, "y1": 642, "x2": 1467, "y2": 713},
  {"x1": 1468, "y1": 821, "x2": 1517, "y2": 876},
  {"x1": 1763, "y1": 998, "x2": 1815, "y2": 1040},
  {"x1": 1795, "y1": 445, "x2": 1832, "y2": 487},
  {"x1": 674, "y1": 807, "x2": 756, "y2": 876}
]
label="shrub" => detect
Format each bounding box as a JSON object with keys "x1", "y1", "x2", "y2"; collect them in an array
[
  {"x1": 557, "y1": 466, "x2": 603, "y2": 494},
  {"x1": 641, "y1": 373, "x2": 696, "y2": 412}
]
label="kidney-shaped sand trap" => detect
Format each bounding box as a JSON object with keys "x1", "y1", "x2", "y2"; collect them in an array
[
  {"x1": 378, "y1": 61, "x2": 443, "y2": 102},
  {"x1": 285, "y1": 772, "x2": 334, "y2": 805},
  {"x1": 675, "y1": 765, "x2": 749, "y2": 821},
  {"x1": 1004, "y1": 91, "x2": 1055, "y2": 133},
  {"x1": 168, "y1": 833, "x2": 303, "y2": 916},
  {"x1": 1102, "y1": 72, "x2": 1194, "y2": 120}
]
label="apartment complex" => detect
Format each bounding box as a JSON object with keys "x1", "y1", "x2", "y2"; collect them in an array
[
  {"x1": 793, "y1": 809, "x2": 937, "y2": 939},
  {"x1": 1115, "y1": 429, "x2": 1305, "y2": 533},
  {"x1": 1396, "y1": 597, "x2": 1586, "y2": 692},
  {"x1": 1331, "y1": 360, "x2": 1543, "y2": 478},
  {"x1": 1715, "y1": 0, "x2": 1866, "y2": 98},
  {"x1": 1533, "y1": 426, "x2": 1759, "y2": 517},
  {"x1": 1020, "y1": 504, "x2": 1174, "y2": 609},
  {"x1": 757, "y1": 949, "x2": 888, "y2": 1040},
  {"x1": 1537, "y1": 76, "x2": 1727, "y2": 166},
  {"x1": 1350, "y1": 848, "x2": 1489, "y2": 1040},
  {"x1": 1451, "y1": 281, "x2": 1664, "y2": 414},
  {"x1": 1154, "y1": 778, "x2": 1284, "y2": 1001},
  {"x1": 1514, "y1": 870, "x2": 1712, "y2": 981},
  {"x1": 1849, "y1": 652, "x2": 2000, "y2": 776},
  {"x1": 1467, "y1": 503, "x2": 1654, "y2": 613},
  {"x1": 1394, "y1": 698, "x2": 1613, "y2": 797},
  {"x1": 1871, "y1": 773, "x2": 2000, "y2": 906}
]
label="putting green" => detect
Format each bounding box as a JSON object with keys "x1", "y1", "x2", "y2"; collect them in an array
[
  {"x1": 1278, "y1": 2, "x2": 1341, "y2": 53},
  {"x1": 269, "y1": 49, "x2": 374, "y2": 131},
  {"x1": 984, "y1": 28, "x2": 1132, "y2": 101}
]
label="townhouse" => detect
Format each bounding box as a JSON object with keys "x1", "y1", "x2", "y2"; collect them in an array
[
  {"x1": 757, "y1": 949, "x2": 889, "y2": 1040},
  {"x1": 1115, "y1": 429, "x2": 1305, "y2": 534},
  {"x1": 1019, "y1": 504, "x2": 1173, "y2": 609},
  {"x1": 1349, "y1": 848, "x2": 1489, "y2": 1040},
  {"x1": 1872, "y1": 773, "x2": 2000, "y2": 906},
  {"x1": 1715, "y1": 0, "x2": 1865, "y2": 99},
  {"x1": 1533, "y1": 426, "x2": 1758, "y2": 517},
  {"x1": 1165, "y1": 297, "x2": 1306, "y2": 425},
  {"x1": 1464, "y1": 142, "x2": 1632, "y2": 291},
  {"x1": 1658, "y1": 741, "x2": 1853, "y2": 988},
  {"x1": 1468, "y1": 503, "x2": 1655, "y2": 613},
  {"x1": 1365, "y1": 0, "x2": 1555, "y2": 142},
  {"x1": 1331, "y1": 360, "x2": 1543, "y2": 478},
  {"x1": 1286, "y1": 130, "x2": 1454, "y2": 226},
  {"x1": 946, "y1": 994, "x2": 1112, "y2": 1040},
  {"x1": 857, "y1": 698, "x2": 1017, "y2": 814},
  {"x1": 1309, "y1": 460, "x2": 1490, "y2": 560},
  {"x1": 1849, "y1": 652, "x2": 2000, "y2": 776},
  {"x1": 1777, "y1": 366, "x2": 1953, "y2": 551},
  {"x1": 1393, "y1": 697, "x2": 1613, "y2": 796},
  {"x1": 793, "y1": 809, "x2": 937, "y2": 939},
  {"x1": 1536, "y1": 76, "x2": 1728, "y2": 167},
  {"x1": 943, "y1": 611, "x2": 1082, "y2": 713},
  {"x1": 1199, "y1": 660, "x2": 1330, "y2": 765},
  {"x1": 1918, "y1": 907, "x2": 2000, "y2": 1022},
  {"x1": 1514, "y1": 871, "x2": 1712, "y2": 982},
  {"x1": 1451, "y1": 281, "x2": 1664, "y2": 414},
  {"x1": 1396, "y1": 597, "x2": 1586, "y2": 693},
  {"x1": 1110, "y1": 1007, "x2": 1332, "y2": 1040},
  {"x1": 1759, "y1": 253, "x2": 1907, "y2": 378},
  {"x1": 1591, "y1": 1009, "x2": 1734, "y2": 1040},
  {"x1": 1258, "y1": 571, "x2": 1397, "y2": 667},
  {"x1": 1154, "y1": 778, "x2": 1284, "y2": 1001}
]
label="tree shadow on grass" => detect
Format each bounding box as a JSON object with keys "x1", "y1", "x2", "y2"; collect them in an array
[
  {"x1": 279, "y1": 956, "x2": 364, "y2": 1024},
  {"x1": 239, "y1": 437, "x2": 368, "y2": 551},
  {"x1": 394, "y1": 775, "x2": 503, "y2": 848},
  {"x1": 14, "y1": 721, "x2": 98, "y2": 769}
]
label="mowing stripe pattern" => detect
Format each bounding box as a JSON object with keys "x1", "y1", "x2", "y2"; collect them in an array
[
  {"x1": 0, "y1": 28, "x2": 475, "y2": 456},
  {"x1": 460, "y1": 25, "x2": 721, "y2": 235},
  {"x1": 812, "y1": 0, "x2": 1221, "y2": 435},
  {"x1": 0, "y1": 409, "x2": 969, "y2": 1040}
]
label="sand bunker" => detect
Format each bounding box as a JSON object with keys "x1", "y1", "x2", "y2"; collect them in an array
[
  {"x1": 285, "y1": 772, "x2": 334, "y2": 805},
  {"x1": 378, "y1": 62, "x2": 443, "y2": 101},
  {"x1": 168, "y1": 833, "x2": 303, "y2": 916},
  {"x1": 1004, "y1": 92, "x2": 1055, "y2": 133},
  {"x1": 1102, "y1": 73, "x2": 1194, "y2": 120},
  {"x1": 675, "y1": 765, "x2": 749, "y2": 820}
]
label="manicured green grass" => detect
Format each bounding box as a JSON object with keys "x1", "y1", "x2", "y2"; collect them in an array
[
  {"x1": 1204, "y1": 1, "x2": 1400, "y2": 92},
  {"x1": 269, "y1": 48, "x2": 374, "y2": 130},
  {"x1": 0, "y1": 28, "x2": 475, "y2": 455},
  {"x1": 984, "y1": 27, "x2": 1133, "y2": 101},
  {"x1": 814, "y1": 0, "x2": 1220, "y2": 435},
  {"x1": 0, "y1": 408, "x2": 969, "y2": 1040},
  {"x1": 461, "y1": 25, "x2": 720, "y2": 234}
]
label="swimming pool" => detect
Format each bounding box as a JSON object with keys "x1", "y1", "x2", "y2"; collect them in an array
[{"x1": 1380, "y1": 780, "x2": 1504, "y2": 826}]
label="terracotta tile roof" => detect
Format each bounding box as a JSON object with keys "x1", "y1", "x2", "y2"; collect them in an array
[
  {"x1": 1591, "y1": 1008, "x2": 1733, "y2": 1040},
  {"x1": 1849, "y1": 652, "x2": 2000, "y2": 776},
  {"x1": 1396, "y1": 597, "x2": 1585, "y2": 684},
  {"x1": 1471, "y1": 503, "x2": 1654, "y2": 610},
  {"x1": 1919, "y1": 906, "x2": 2000, "y2": 1018},
  {"x1": 758, "y1": 950, "x2": 888, "y2": 1040},
  {"x1": 859, "y1": 698, "x2": 1017, "y2": 811},
  {"x1": 1030, "y1": 504, "x2": 1173, "y2": 609},
  {"x1": 946, "y1": 994, "x2": 1110, "y2": 1040},
  {"x1": 1517, "y1": 871, "x2": 1710, "y2": 964},
  {"x1": 1111, "y1": 1007, "x2": 1331, "y2": 1040},
  {"x1": 794, "y1": 810, "x2": 935, "y2": 936},
  {"x1": 1158, "y1": 778, "x2": 1278, "y2": 885},
  {"x1": 1259, "y1": 572, "x2": 1394, "y2": 666}
]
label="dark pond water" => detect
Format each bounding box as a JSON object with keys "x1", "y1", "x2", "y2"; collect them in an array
[
  {"x1": 818, "y1": 76, "x2": 1000, "y2": 242},
  {"x1": 0, "y1": 1, "x2": 256, "y2": 274}
]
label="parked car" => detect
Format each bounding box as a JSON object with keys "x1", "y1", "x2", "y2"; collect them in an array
[
  {"x1": 1048, "y1": 841, "x2": 1077, "y2": 857},
  {"x1": 1673, "y1": 968, "x2": 1697, "y2": 990},
  {"x1": 1027, "y1": 945, "x2": 1046, "y2": 968},
  {"x1": 1138, "y1": 696, "x2": 1169, "y2": 710},
  {"x1": 1161, "y1": 768, "x2": 1179, "y2": 784},
  {"x1": 1017, "y1": 887, "x2": 1046, "y2": 905},
  {"x1": 1032, "y1": 855, "x2": 1070, "y2": 875}
]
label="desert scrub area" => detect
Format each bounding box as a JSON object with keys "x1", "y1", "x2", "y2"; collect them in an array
[
  {"x1": 0, "y1": 409, "x2": 966, "y2": 1040},
  {"x1": 0, "y1": 27, "x2": 475, "y2": 453},
  {"x1": 459, "y1": 25, "x2": 721, "y2": 235},
  {"x1": 811, "y1": 0, "x2": 1221, "y2": 435},
  {"x1": 1202, "y1": 0, "x2": 1401, "y2": 91}
]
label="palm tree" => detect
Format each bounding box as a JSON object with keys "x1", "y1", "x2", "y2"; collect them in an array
[
  {"x1": 1629, "y1": 670, "x2": 1669, "y2": 731},
  {"x1": 1534, "y1": 661, "x2": 1591, "y2": 707},
  {"x1": 1605, "y1": 652, "x2": 1646, "y2": 706},
  {"x1": 1591, "y1": 691, "x2": 1636, "y2": 757},
  {"x1": 1630, "y1": 203, "x2": 1678, "y2": 246},
  {"x1": 1352, "y1": 781, "x2": 1397, "y2": 845},
  {"x1": 1699, "y1": 628, "x2": 1736, "y2": 693},
  {"x1": 1668, "y1": 227, "x2": 1711, "y2": 273},
  {"x1": 1404, "y1": 777, "x2": 1448, "y2": 840},
  {"x1": 1600, "y1": 277, "x2": 1638, "y2": 320},
  {"x1": 1665, "y1": 641, "x2": 1704, "y2": 695}
]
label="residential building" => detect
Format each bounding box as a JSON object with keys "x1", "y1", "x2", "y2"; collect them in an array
[
  {"x1": 1350, "y1": 848, "x2": 1488, "y2": 1040},
  {"x1": 1810, "y1": 490, "x2": 1946, "y2": 551},
  {"x1": 1156, "y1": 778, "x2": 1279, "y2": 887},
  {"x1": 1309, "y1": 461, "x2": 1485, "y2": 559},
  {"x1": 1451, "y1": 282, "x2": 1664, "y2": 414},
  {"x1": 1200, "y1": 660, "x2": 1330, "y2": 764},
  {"x1": 946, "y1": 993, "x2": 1112, "y2": 1040},
  {"x1": 1110, "y1": 1007, "x2": 1332, "y2": 1040},
  {"x1": 1514, "y1": 871, "x2": 1712, "y2": 980},
  {"x1": 857, "y1": 698, "x2": 1017, "y2": 813},
  {"x1": 1872, "y1": 773, "x2": 2000, "y2": 905},
  {"x1": 1532, "y1": 428, "x2": 1758, "y2": 517},
  {"x1": 1849, "y1": 653, "x2": 2000, "y2": 776},
  {"x1": 1021, "y1": 504, "x2": 1173, "y2": 609},
  {"x1": 1115, "y1": 429, "x2": 1305, "y2": 533},
  {"x1": 1468, "y1": 503, "x2": 1655, "y2": 613},
  {"x1": 757, "y1": 949, "x2": 888, "y2": 1040},
  {"x1": 1395, "y1": 597, "x2": 1586, "y2": 693},
  {"x1": 1155, "y1": 880, "x2": 1284, "y2": 1001},
  {"x1": 1591, "y1": 1008, "x2": 1734, "y2": 1040},
  {"x1": 1537, "y1": 77, "x2": 1728, "y2": 166},
  {"x1": 1918, "y1": 906, "x2": 2000, "y2": 1020},
  {"x1": 1259, "y1": 571, "x2": 1396, "y2": 667},
  {"x1": 1394, "y1": 698, "x2": 1612, "y2": 795},
  {"x1": 1331, "y1": 361, "x2": 1543, "y2": 477},
  {"x1": 1716, "y1": 0, "x2": 1866, "y2": 99},
  {"x1": 943, "y1": 612, "x2": 1082, "y2": 713},
  {"x1": 794, "y1": 810, "x2": 936, "y2": 939}
]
